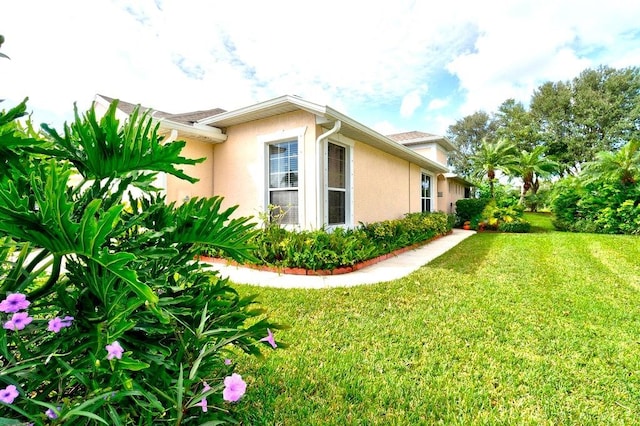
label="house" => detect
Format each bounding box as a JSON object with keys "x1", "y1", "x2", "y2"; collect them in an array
[{"x1": 94, "y1": 94, "x2": 472, "y2": 229}]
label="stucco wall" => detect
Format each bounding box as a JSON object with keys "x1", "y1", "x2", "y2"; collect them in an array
[
  {"x1": 165, "y1": 137, "x2": 215, "y2": 204},
  {"x1": 212, "y1": 110, "x2": 317, "y2": 222},
  {"x1": 407, "y1": 144, "x2": 448, "y2": 166},
  {"x1": 446, "y1": 180, "x2": 468, "y2": 213},
  {"x1": 352, "y1": 141, "x2": 414, "y2": 223}
]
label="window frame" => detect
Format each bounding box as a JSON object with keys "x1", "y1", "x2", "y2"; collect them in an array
[
  {"x1": 420, "y1": 171, "x2": 434, "y2": 213},
  {"x1": 324, "y1": 139, "x2": 354, "y2": 228},
  {"x1": 258, "y1": 127, "x2": 307, "y2": 228}
]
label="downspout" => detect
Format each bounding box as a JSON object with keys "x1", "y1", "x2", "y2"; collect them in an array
[{"x1": 316, "y1": 120, "x2": 341, "y2": 228}]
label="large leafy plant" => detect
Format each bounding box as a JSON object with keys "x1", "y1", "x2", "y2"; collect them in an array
[{"x1": 0, "y1": 99, "x2": 281, "y2": 424}]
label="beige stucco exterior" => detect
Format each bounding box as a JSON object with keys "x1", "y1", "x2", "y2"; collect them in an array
[
  {"x1": 352, "y1": 141, "x2": 413, "y2": 223},
  {"x1": 211, "y1": 110, "x2": 317, "y2": 223},
  {"x1": 165, "y1": 138, "x2": 214, "y2": 203}
]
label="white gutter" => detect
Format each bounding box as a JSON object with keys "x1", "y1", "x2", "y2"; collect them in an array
[{"x1": 315, "y1": 120, "x2": 342, "y2": 228}]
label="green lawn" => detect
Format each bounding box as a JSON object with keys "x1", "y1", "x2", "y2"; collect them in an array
[{"x1": 231, "y1": 214, "x2": 640, "y2": 425}]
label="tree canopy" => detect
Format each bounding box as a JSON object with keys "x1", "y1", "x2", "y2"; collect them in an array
[{"x1": 448, "y1": 65, "x2": 640, "y2": 178}]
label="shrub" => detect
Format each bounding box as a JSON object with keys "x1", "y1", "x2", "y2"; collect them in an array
[
  {"x1": 0, "y1": 100, "x2": 281, "y2": 424},
  {"x1": 213, "y1": 212, "x2": 452, "y2": 271},
  {"x1": 455, "y1": 198, "x2": 491, "y2": 225},
  {"x1": 477, "y1": 201, "x2": 530, "y2": 233},
  {"x1": 551, "y1": 174, "x2": 640, "y2": 234},
  {"x1": 498, "y1": 220, "x2": 532, "y2": 233}
]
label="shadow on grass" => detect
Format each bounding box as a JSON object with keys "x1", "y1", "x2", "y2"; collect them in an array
[{"x1": 427, "y1": 232, "x2": 497, "y2": 275}]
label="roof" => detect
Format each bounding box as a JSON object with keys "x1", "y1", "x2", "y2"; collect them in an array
[
  {"x1": 387, "y1": 131, "x2": 456, "y2": 151},
  {"x1": 97, "y1": 94, "x2": 226, "y2": 125},
  {"x1": 95, "y1": 94, "x2": 227, "y2": 143},
  {"x1": 197, "y1": 95, "x2": 450, "y2": 174}
]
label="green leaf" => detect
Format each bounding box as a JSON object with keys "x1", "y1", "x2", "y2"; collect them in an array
[{"x1": 117, "y1": 358, "x2": 151, "y2": 371}]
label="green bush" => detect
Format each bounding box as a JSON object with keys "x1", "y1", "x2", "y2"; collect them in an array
[
  {"x1": 455, "y1": 198, "x2": 491, "y2": 225},
  {"x1": 551, "y1": 175, "x2": 640, "y2": 234},
  {"x1": 476, "y1": 201, "x2": 530, "y2": 233},
  {"x1": 0, "y1": 100, "x2": 281, "y2": 424},
  {"x1": 498, "y1": 220, "x2": 532, "y2": 233},
  {"x1": 215, "y1": 212, "x2": 452, "y2": 271}
]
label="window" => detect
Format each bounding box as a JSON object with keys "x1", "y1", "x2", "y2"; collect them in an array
[
  {"x1": 327, "y1": 142, "x2": 346, "y2": 225},
  {"x1": 268, "y1": 140, "x2": 298, "y2": 224},
  {"x1": 421, "y1": 173, "x2": 431, "y2": 212}
]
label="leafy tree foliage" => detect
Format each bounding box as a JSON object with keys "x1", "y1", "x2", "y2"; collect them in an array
[
  {"x1": 494, "y1": 99, "x2": 539, "y2": 153},
  {"x1": 469, "y1": 139, "x2": 517, "y2": 198},
  {"x1": 511, "y1": 146, "x2": 558, "y2": 208},
  {"x1": 446, "y1": 111, "x2": 498, "y2": 177},
  {"x1": 551, "y1": 140, "x2": 640, "y2": 234},
  {"x1": 531, "y1": 66, "x2": 640, "y2": 174},
  {"x1": 0, "y1": 99, "x2": 281, "y2": 424}
]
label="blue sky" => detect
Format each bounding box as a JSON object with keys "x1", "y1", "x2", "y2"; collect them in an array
[{"x1": 1, "y1": 0, "x2": 639, "y2": 136}]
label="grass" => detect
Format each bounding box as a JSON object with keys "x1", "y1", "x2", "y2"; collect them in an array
[{"x1": 231, "y1": 214, "x2": 640, "y2": 425}]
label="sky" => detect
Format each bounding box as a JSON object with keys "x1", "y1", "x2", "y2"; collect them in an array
[{"x1": 1, "y1": 0, "x2": 639, "y2": 136}]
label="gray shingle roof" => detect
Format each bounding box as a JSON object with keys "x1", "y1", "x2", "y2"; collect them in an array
[
  {"x1": 386, "y1": 131, "x2": 439, "y2": 142},
  {"x1": 97, "y1": 94, "x2": 226, "y2": 125}
]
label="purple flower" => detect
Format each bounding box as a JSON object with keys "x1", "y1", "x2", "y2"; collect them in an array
[
  {"x1": 202, "y1": 382, "x2": 211, "y2": 393},
  {"x1": 45, "y1": 407, "x2": 60, "y2": 419},
  {"x1": 3, "y1": 312, "x2": 33, "y2": 331},
  {"x1": 260, "y1": 328, "x2": 277, "y2": 349},
  {"x1": 106, "y1": 341, "x2": 124, "y2": 360},
  {"x1": 224, "y1": 358, "x2": 232, "y2": 365},
  {"x1": 195, "y1": 397, "x2": 208, "y2": 412},
  {"x1": 223, "y1": 373, "x2": 246, "y2": 402},
  {"x1": 0, "y1": 293, "x2": 30, "y2": 313},
  {"x1": 48, "y1": 316, "x2": 74, "y2": 333},
  {"x1": 0, "y1": 385, "x2": 19, "y2": 404}
]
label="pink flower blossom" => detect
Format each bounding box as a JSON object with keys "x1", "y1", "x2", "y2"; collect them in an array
[
  {"x1": 260, "y1": 328, "x2": 277, "y2": 348},
  {"x1": 223, "y1": 373, "x2": 246, "y2": 402},
  {"x1": 106, "y1": 341, "x2": 124, "y2": 360},
  {"x1": 48, "y1": 316, "x2": 74, "y2": 333},
  {"x1": 224, "y1": 358, "x2": 232, "y2": 365},
  {"x1": 202, "y1": 382, "x2": 211, "y2": 392},
  {"x1": 195, "y1": 397, "x2": 208, "y2": 412},
  {"x1": 3, "y1": 312, "x2": 33, "y2": 331},
  {"x1": 0, "y1": 293, "x2": 30, "y2": 313},
  {"x1": 0, "y1": 385, "x2": 19, "y2": 404},
  {"x1": 45, "y1": 407, "x2": 60, "y2": 419}
]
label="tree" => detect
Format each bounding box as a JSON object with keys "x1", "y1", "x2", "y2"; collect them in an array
[
  {"x1": 494, "y1": 99, "x2": 539, "y2": 152},
  {"x1": 530, "y1": 66, "x2": 640, "y2": 174},
  {"x1": 469, "y1": 139, "x2": 517, "y2": 198},
  {"x1": 582, "y1": 139, "x2": 640, "y2": 186},
  {"x1": 511, "y1": 146, "x2": 558, "y2": 208},
  {"x1": 446, "y1": 111, "x2": 498, "y2": 178}
]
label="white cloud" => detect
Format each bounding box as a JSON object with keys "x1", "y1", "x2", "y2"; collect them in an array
[
  {"x1": 372, "y1": 120, "x2": 405, "y2": 136},
  {"x1": 0, "y1": 0, "x2": 638, "y2": 133},
  {"x1": 445, "y1": 0, "x2": 640, "y2": 116},
  {"x1": 427, "y1": 98, "x2": 450, "y2": 111},
  {"x1": 400, "y1": 91, "x2": 422, "y2": 118}
]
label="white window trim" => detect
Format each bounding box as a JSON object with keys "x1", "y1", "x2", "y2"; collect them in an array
[
  {"x1": 324, "y1": 138, "x2": 354, "y2": 229},
  {"x1": 420, "y1": 170, "x2": 435, "y2": 213},
  {"x1": 258, "y1": 127, "x2": 307, "y2": 229}
]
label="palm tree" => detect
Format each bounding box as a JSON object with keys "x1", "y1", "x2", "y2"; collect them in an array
[
  {"x1": 582, "y1": 139, "x2": 640, "y2": 186},
  {"x1": 470, "y1": 139, "x2": 517, "y2": 198},
  {"x1": 512, "y1": 146, "x2": 559, "y2": 206}
]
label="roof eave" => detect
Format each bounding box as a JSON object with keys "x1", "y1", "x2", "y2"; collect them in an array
[
  {"x1": 197, "y1": 95, "x2": 448, "y2": 172},
  {"x1": 156, "y1": 119, "x2": 227, "y2": 143},
  {"x1": 197, "y1": 95, "x2": 326, "y2": 127},
  {"x1": 322, "y1": 107, "x2": 450, "y2": 174}
]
